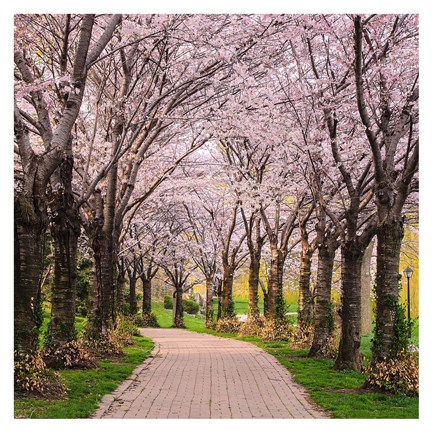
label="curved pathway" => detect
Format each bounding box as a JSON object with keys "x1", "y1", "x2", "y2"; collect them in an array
[{"x1": 93, "y1": 328, "x2": 328, "y2": 419}]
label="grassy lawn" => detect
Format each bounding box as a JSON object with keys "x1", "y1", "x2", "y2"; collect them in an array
[
  {"x1": 14, "y1": 335, "x2": 153, "y2": 419},
  {"x1": 19, "y1": 301, "x2": 417, "y2": 419},
  {"x1": 210, "y1": 297, "x2": 298, "y2": 316},
  {"x1": 151, "y1": 301, "x2": 419, "y2": 419}
]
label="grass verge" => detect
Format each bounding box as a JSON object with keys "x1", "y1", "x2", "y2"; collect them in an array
[{"x1": 14, "y1": 335, "x2": 153, "y2": 419}]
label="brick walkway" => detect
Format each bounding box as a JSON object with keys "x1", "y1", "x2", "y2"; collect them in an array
[{"x1": 93, "y1": 328, "x2": 328, "y2": 419}]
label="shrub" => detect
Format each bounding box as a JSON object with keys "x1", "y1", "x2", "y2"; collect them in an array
[
  {"x1": 14, "y1": 351, "x2": 67, "y2": 398},
  {"x1": 110, "y1": 315, "x2": 137, "y2": 346},
  {"x1": 136, "y1": 312, "x2": 160, "y2": 328},
  {"x1": 291, "y1": 325, "x2": 314, "y2": 348},
  {"x1": 43, "y1": 340, "x2": 95, "y2": 369},
  {"x1": 364, "y1": 351, "x2": 419, "y2": 396},
  {"x1": 85, "y1": 336, "x2": 123, "y2": 358},
  {"x1": 309, "y1": 334, "x2": 339, "y2": 359},
  {"x1": 239, "y1": 316, "x2": 264, "y2": 337},
  {"x1": 215, "y1": 317, "x2": 241, "y2": 333},
  {"x1": 164, "y1": 296, "x2": 173, "y2": 309},
  {"x1": 182, "y1": 299, "x2": 200, "y2": 315},
  {"x1": 205, "y1": 318, "x2": 216, "y2": 330},
  {"x1": 260, "y1": 318, "x2": 292, "y2": 342},
  {"x1": 85, "y1": 315, "x2": 138, "y2": 357}
]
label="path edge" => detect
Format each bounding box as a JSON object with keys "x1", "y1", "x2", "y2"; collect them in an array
[{"x1": 91, "y1": 329, "x2": 160, "y2": 419}]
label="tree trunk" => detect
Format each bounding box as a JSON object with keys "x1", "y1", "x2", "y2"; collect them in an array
[
  {"x1": 14, "y1": 195, "x2": 46, "y2": 353},
  {"x1": 47, "y1": 156, "x2": 81, "y2": 348},
  {"x1": 128, "y1": 268, "x2": 137, "y2": 315},
  {"x1": 334, "y1": 243, "x2": 363, "y2": 371},
  {"x1": 87, "y1": 155, "x2": 120, "y2": 335},
  {"x1": 116, "y1": 260, "x2": 126, "y2": 313},
  {"x1": 247, "y1": 254, "x2": 260, "y2": 320},
  {"x1": 221, "y1": 264, "x2": 235, "y2": 318},
  {"x1": 267, "y1": 243, "x2": 285, "y2": 321},
  {"x1": 173, "y1": 287, "x2": 184, "y2": 328},
  {"x1": 47, "y1": 216, "x2": 79, "y2": 346},
  {"x1": 309, "y1": 239, "x2": 337, "y2": 357},
  {"x1": 298, "y1": 249, "x2": 314, "y2": 330},
  {"x1": 86, "y1": 229, "x2": 114, "y2": 338},
  {"x1": 259, "y1": 279, "x2": 269, "y2": 317},
  {"x1": 217, "y1": 278, "x2": 222, "y2": 320},
  {"x1": 372, "y1": 219, "x2": 405, "y2": 360},
  {"x1": 142, "y1": 277, "x2": 152, "y2": 315},
  {"x1": 205, "y1": 276, "x2": 214, "y2": 326},
  {"x1": 361, "y1": 239, "x2": 374, "y2": 335}
]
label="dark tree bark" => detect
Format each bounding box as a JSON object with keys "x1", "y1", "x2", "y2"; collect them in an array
[
  {"x1": 259, "y1": 279, "x2": 269, "y2": 317},
  {"x1": 116, "y1": 257, "x2": 126, "y2": 312},
  {"x1": 205, "y1": 276, "x2": 214, "y2": 326},
  {"x1": 373, "y1": 220, "x2": 405, "y2": 359},
  {"x1": 241, "y1": 211, "x2": 264, "y2": 321},
  {"x1": 309, "y1": 236, "x2": 338, "y2": 357},
  {"x1": 127, "y1": 264, "x2": 138, "y2": 316},
  {"x1": 217, "y1": 278, "x2": 223, "y2": 321},
  {"x1": 14, "y1": 196, "x2": 46, "y2": 353},
  {"x1": 297, "y1": 248, "x2": 314, "y2": 329},
  {"x1": 267, "y1": 242, "x2": 285, "y2": 321},
  {"x1": 297, "y1": 206, "x2": 317, "y2": 330},
  {"x1": 46, "y1": 154, "x2": 81, "y2": 347},
  {"x1": 85, "y1": 190, "x2": 114, "y2": 337},
  {"x1": 142, "y1": 277, "x2": 152, "y2": 315},
  {"x1": 334, "y1": 242, "x2": 364, "y2": 372},
  {"x1": 221, "y1": 258, "x2": 235, "y2": 318},
  {"x1": 360, "y1": 238, "x2": 374, "y2": 335},
  {"x1": 260, "y1": 200, "x2": 299, "y2": 322},
  {"x1": 247, "y1": 255, "x2": 260, "y2": 320},
  {"x1": 173, "y1": 287, "x2": 184, "y2": 328}
]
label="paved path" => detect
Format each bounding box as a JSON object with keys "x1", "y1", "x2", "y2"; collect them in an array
[{"x1": 93, "y1": 328, "x2": 328, "y2": 419}]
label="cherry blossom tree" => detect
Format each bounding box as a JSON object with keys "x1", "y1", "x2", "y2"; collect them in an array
[
  {"x1": 353, "y1": 14, "x2": 418, "y2": 361},
  {"x1": 14, "y1": 14, "x2": 122, "y2": 353}
]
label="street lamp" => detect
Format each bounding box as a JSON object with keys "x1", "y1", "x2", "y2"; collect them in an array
[{"x1": 403, "y1": 266, "x2": 414, "y2": 338}]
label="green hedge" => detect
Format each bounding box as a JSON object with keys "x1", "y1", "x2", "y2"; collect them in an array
[
  {"x1": 164, "y1": 296, "x2": 173, "y2": 309},
  {"x1": 182, "y1": 299, "x2": 199, "y2": 315},
  {"x1": 163, "y1": 296, "x2": 199, "y2": 314}
]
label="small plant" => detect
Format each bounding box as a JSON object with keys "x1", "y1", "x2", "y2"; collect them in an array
[
  {"x1": 291, "y1": 325, "x2": 314, "y2": 348},
  {"x1": 110, "y1": 315, "x2": 138, "y2": 346},
  {"x1": 311, "y1": 334, "x2": 339, "y2": 359},
  {"x1": 164, "y1": 296, "x2": 173, "y2": 309},
  {"x1": 137, "y1": 312, "x2": 160, "y2": 328},
  {"x1": 182, "y1": 299, "x2": 200, "y2": 315},
  {"x1": 85, "y1": 315, "x2": 138, "y2": 357},
  {"x1": 205, "y1": 318, "x2": 216, "y2": 330},
  {"x1": 239, "y1": 316, "x2": 264, "y2": 336},
  {"x1": 260, "y1": 318, "x2": 292, "y2": 342},
  {"x1": 43, "y1": 340, "x2": 95, "y2": 369},
  {"x1": 215, "y1": 317, "x2": 241, "y2": 333},
  {"x1": 14, "y1": 350, "x2": 67, "y2": 398},
  {"x1": 364, "y1": 351, "x2": 419, "y2": 396}
]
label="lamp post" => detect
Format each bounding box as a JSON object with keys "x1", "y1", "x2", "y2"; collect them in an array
[{"x1": 403, "y1": 266, "x2": 413, "y2": 338}]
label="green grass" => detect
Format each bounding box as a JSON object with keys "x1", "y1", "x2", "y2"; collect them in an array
[
  {"x1": 150, "y1": 301, "x2": 418, "y2": 419},
  {"x1": 211, "y1": 297, "x2": 298, "y2": 316},
  {"x1": 38, "y1": 304, "x2": 88, "y2": 347},
  {"x1": 14, "y1": 335, "x2": 153, "y2": 419},
  {"x1": 268, "y1": 347, "x2": 418, "y2": 418},
  {"x1": 23, "y1": 301, "x2": 418, "y2": 419}
]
